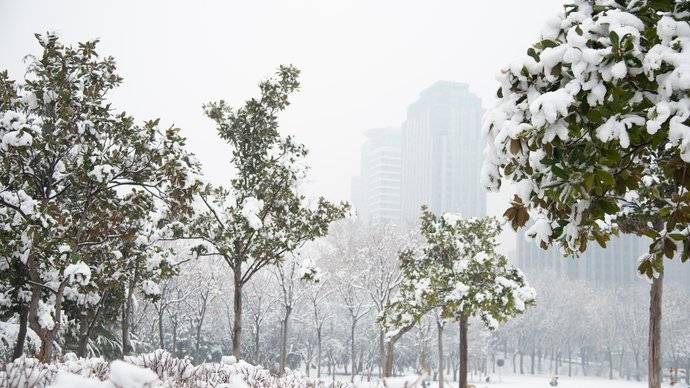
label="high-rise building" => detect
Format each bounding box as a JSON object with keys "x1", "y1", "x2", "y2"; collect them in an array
[
  {"x1": 401, "y1": 81, "x2": 486, "y2": 223},
  {"x1": 351, "y1": 127, "x2": 402, "y2": 225}
]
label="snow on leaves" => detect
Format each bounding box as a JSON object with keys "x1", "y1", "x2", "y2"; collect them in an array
[
  {"x1": 0, "y1": 33, "x2": 201, "y2": 361},
  {"x1": 381, "y1": 208, "x2": 535, "y2": 334},
  {"x1": 482, "y1": 0, "x2": 690, "y2": 276}
]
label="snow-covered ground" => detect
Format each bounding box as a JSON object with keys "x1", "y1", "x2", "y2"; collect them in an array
[{"x1": 348, "y1": 374, "x2": 683, "y2": 388}]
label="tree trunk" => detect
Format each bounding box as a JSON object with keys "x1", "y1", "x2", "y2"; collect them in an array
[
  {"x1": 459, "y1": 315, "x2": 468, "y2": 388},
  {"x1": 254, "y1": 321, "x2": 261, "y2": 364},
  {"x1": 279, "y1": 308, "x2": 292, "y2": 373},
  {"x1": 383, "y1": 323, "x2": 414, "y2": 377},
  {"x1": 122, "y1": 265, "x2": 137, "y2": 356},
  {"x1": 607, "y1": 347, "x2": 614, "y2": 380},
  {"x1": 77, "y1": 315, "x2": 90, "y2": 357},
  {"x1": 37, "y1": 282, "x2": 66, "y2": 362},
  {"x1": 568, "y1": 343, "x2": 573, "y2": 377},
  {"x1": 648, "y1": 274, "x2": 663, "y2": 388},
  {"x1": 171, "y1": 318, "x2": 178, "y2": 356},
  {"x1": 350, "y1": 321, "x2": 356, "y2": 383},
  {"x1": 580, "y1": 347, "x2": 587, "y2": 376},
  {"x1": 232, "y1": 267, "x2": 243, "y2": 358},
  {"x1": 379, "y1": 330, "x2": 385, "y2": 378},
  {"x1": 158, "y1": 311, "x2": 165, "y2": 349},
  {"x1": 317, "y1": 327, "x2": 322, "y2": 379},
  {"x1": 11, "y1": 258, "x2": 32, "y2": 361},
  {"x1": 11, "y1": 302, "x2": 29, "y2": 360},
  {"x1": 437, "y1": 320, "x2": 444, "y2": 388},
  {"x1": 530, "y1": 347, "x2": 535, "y2": 375},
  {"x1": 122, "y1": 300, "x2": 132, "y2": 356}
]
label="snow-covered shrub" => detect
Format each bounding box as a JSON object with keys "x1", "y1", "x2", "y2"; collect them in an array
[
  {"x1": 0, "y1": 322, "x2": 41, "y2": 360},
  {"x1": 0, "y1": 350, "x2": 352, "y2": 388}
]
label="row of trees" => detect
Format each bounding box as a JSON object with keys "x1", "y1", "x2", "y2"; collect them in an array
[
  {"x1": 113, "y1": 220, "x2": 690, "y2": 387},
  {"x1": 0, "y1": 33, "x2": 347, "y2": 365}
]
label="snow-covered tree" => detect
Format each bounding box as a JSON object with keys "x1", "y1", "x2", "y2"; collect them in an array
[
  {"x1": 381, "y1": 208, "x2": 535, "y2": 388},
  {"x1": 305, "y1": 275, "x2": 333, "y2": 379},
  {"x1": 0, "y1": 34, "x2": 199, "y2": 361},
  {"x1": 189, "y1": 66, "x2": 349, "y2": 358},
  {"x1": 244, "y1": 271, "x2": 278, "y2": 365},
  {"x1": 481, "y1": 2, "x2": 690, "y2": 386},
  {"x1": 273, "y1": 255, "x2": 316, "y2": 373},
  {"x1": 334, "y1": 268, "x2": 372, "y2": 383}
]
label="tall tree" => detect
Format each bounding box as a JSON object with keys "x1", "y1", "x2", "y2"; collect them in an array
[
  {"x1": 0, "y1": 34, "x2": 198, "y2": 361},
  {"x1": 381, "y1": 208, "x2": 535, "y2": 388},
  {"x1": 482, "y1": 1, "x2": 690, "y2": 386},
  {"x1": 190, "y1": 66, "x2": 349, "y2": 358}
]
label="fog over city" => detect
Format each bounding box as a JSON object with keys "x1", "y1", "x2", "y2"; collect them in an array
[
  {"x1": 1, "y1": 1, "x2": 690, "y2": 388},
  {"x1": 1, "y1": 0, "x2": 564, "y2": 201}
]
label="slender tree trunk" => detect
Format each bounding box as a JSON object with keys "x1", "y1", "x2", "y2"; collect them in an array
[
  {"x1": 358, "y1": 348, "x2": 364, "y2": 374},
  {"x1": 607, "y1": 347, "x2": 614, "y2": 380},
  {"x1": 350, "y1": 321, "x2": 356, "y2": 382},
  {"x1": 158, "y1": 311, "x2": 165, "y2": 349},
  {"x1": 254, "y1": 321, "x2": 261, "y2": 364},
  {"x1": 379, "y1": 330, "x2": 385, "y2": 378},
  {"x1": 555, "y1": 350, "x2": 560, "y2": 375},
  {"x1": 530, "y1": 347, "x2": 535, "y2": 375},
  {"x1": 171, "y1": 318, "x2": 178, "y2": 356},
  {"x1": 437, "y1": 320, "x2": 444, "y2": 388},
  {"x1": 77, "y1": 315, "x2": 90, "y2": 357},
  {"x1": 317, "y1": 327, "x2": 322, "y2": 379},
  {"x1": 11, "y1": 302, "x2": 29, "y2": 360},
  {"x1": 122, "y1": 300, "x2": 131, "y2": 356},
  {"x1": 11, "y1": 258, "x2": 32, "y2": 361},
  {"x1": 648, "y1": 274, "x2": 663, "y2": 388},
  {"x1": 459, "y1": 315, "x2": 468, "y2": 388},
  {"x1": 195, "y1": 296, "x2": 207, "y2": 354},
  {"x1": 280, "y1": 308, "x2": 292, "y2": 373},
  {"x1": 568, "y1": 343, "x2": 573, "y2": 377},
  {"x1": 634, "y1": 349, "x2": 641, "y2": 381},
  {"x1": 25, "y1": 277, "x2": 41, "y2": 355},
  {"x1": 122, "y1": 264, "x2": 137, "y2": 356},
  {"x1": 232, "y1": 267, "x2": 243, "y2": 358},
  {"x1": 580, "y1": 347, "x2": 587, "y2": 376}
]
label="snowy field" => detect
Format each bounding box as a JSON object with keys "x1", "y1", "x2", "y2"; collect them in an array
[{"x1": 349, "y1": 374, "x2": 682, "y2": 388}]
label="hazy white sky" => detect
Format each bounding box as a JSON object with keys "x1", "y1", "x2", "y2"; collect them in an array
[{"x1": 1, "y1": 0, "x2": 563, "y2": 205}]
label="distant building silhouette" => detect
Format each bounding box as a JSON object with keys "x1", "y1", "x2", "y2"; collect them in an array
[
  {"x1": 351, "y1": 127, "x2": 402, "y2": 225},
  {"x1": 400, "y1": 81, "x2": 486, "y2": 223},
  {"x1": 351, "y1": 81, "x2": 486, "y2": 226}
]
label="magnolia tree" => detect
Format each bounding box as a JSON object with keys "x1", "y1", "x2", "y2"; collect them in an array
[
  {"x1": 189, "y1": 66, "x2": 349, "y2": 358},
  {"x1": 0, "y1": 34, "x2": 199, "y2": 362},
  {"x1": 381, "y1": 208, "x2": 535, "y2": 387},
  {"x1": 481, "y1": 1, "x2": 690, "y2": 386}
]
